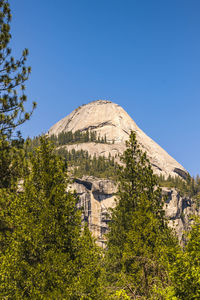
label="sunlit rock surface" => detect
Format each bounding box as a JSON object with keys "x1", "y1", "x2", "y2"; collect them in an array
[
  {"x1": 69, "y1": 177, "x2": 198, "y2": 247},
  {"x1": 49, "y1": 100, "x2": 193, "y2": 245},
  {"x1": 49, "y1": 100, "x2": 187, "y2": 179}
]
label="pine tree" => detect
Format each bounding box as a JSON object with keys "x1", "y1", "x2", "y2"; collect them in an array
[
  {"x1": 0, "y1": 0, "x2": 36, "y2": 188},
  {"x1": 170, "y1": 217, "x2": 200, "y2": 299},
  {"x1": 0, "y1": 138, "x2": 103, "y2": 299},
  {"x1": 0, "y1": 0, "x2": 36, "y2": 139},
  {"x1": 70, "y1": 223, "x2": 104, "y2": 299},
  {"x1": 105, "y1": 131, "x2": 178, "y2": 298}
]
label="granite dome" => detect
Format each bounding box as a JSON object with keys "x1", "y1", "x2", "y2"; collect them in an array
[{"x1": 48, "y1": 100, "x2": 187, "y2": 179}]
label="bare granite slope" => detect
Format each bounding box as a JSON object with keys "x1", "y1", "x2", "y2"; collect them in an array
[{"x1": 48, "y1": 100, "x2": 187, "y2": 179}]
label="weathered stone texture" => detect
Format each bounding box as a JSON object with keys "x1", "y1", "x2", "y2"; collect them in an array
[
  {"x1": 49, "y1": 100, "x2": 194, "y2": 245},
  {"x1": 49, "y1": 100, "x2": 187, "y2": 179},
  {"x1": 69, "y1": 177, "x2": 199, "y2": 247}
]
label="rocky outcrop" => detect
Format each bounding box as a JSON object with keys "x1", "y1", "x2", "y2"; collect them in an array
[
  {"x1": 49, "y1": 100, "x2": 187, "y2": 179},
  {"x1": 68, "y1": 177, "x2": 198, "y2": 247},
  {"x1": 68, "y1": 176, "x2": 117, "y2": 248},
  {"x1": 48, "y1": 100, "x2": 194, "y2": 244},
  {"x1": 163, "y1": 188, "x2": 199, "y2": 243}
]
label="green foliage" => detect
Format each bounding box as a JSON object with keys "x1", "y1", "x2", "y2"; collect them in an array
[
  {"x1": 150, "y1": 285, "x2": 178, "y2": 300},
  {"x1": 73, "y1": 153, "x2": 117, "y2": 179},
  {"x1": 26, "y1": 135, "x2": 119, "y2": 179},
  {"x1": 0, "y1": 0, "x2": 36, "y2": 140},
  {"x1": 71, "y1": 224, "x2": 105, "y2": 299},
  {"x1": 0, "y1": 138, "x2": 103, "y2": 299},
  {"x1": 0, "y1": 137, "x2": 26, "y2": 188},
  {"x1": 169, "y1": 217, "x2": 200, "y2": 300},
  {"x1": 26, "y1": 138, "x2": 119, "y2": 180},
  {"x1": 0, "y1": 0, "x2": 36, "y2": 189},
  {"x1": 105, "y1": 131, "x2": 179, "y2": 299},
  {"x1": 5, "y1": 1, "x2": 200, "y2": 299},
  {"x1": 110, "y1": 289, "x2": 131, "y2": 299},
  {"x1": 56, "y1": 148, "x2": 119, "y2": 179},
  {"x1": 158, "y1": 173, "x2": 200, "y2": 199},
  {"x1": 49, "y1": 130, "x2": 110, "y2": 146}
]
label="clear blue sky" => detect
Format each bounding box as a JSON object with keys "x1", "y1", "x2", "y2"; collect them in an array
[{"x1": 9, "y1": 0, "x2": 200, "y2": 176}]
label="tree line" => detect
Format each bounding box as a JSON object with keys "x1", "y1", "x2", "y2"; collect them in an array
[
  {"x1": 158, "y1": 174, "x2": 200, "y2": 207},
  {"x1": 49, "y1": 130, "x2": 111, "y2": 145},
  {"x1": 26, "y1": 130, "x2": 112, "y2": 153},
  {"x1": 27, "y1": 135, "x2": 200, "y2": 204},
  {"x1": 57, "y1": 148, "x2": 118, "y2": 179},
  {"x1": 1, "y1": 1, "x2": 200, "y2": 298}
]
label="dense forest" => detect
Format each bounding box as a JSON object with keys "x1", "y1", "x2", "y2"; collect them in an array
[
  {"x1": 1, "y1": 1, "x2": 200, "y2": 299},
  {"x1": 26, "y1": 137, "x2": 119, "y2": 179},
  {"x1": 27, "y1": 136, "x2": 200, "y2": 204},
  {"x1": 49, "y1": 130, "x2": 111, "y2": 145},
  {"x1": 57, "y1": 148, "x2": 119, "y2": 179},
  {"x1": 56, "y1": 148, "x2": 200, "y2": 205}
]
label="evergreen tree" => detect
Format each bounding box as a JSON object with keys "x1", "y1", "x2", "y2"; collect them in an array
[
  {"x1": 0, "y1": 0, "x2": 36, "y2": 188},
  {"x1": 170, "y1": 217, "x2": 200, "y2": 299},
  {"x1": 0, "y1": 138, "x2": 103, "y2": 299},
  {"x1": 70, "y1": 224, "x2": 104, "y2": 299},
  {"x1": 105, "y1": 131, "x2": 178, "y2": 299},
  {"x1": 0, "y1": 0, "x2": 36, "y2": 139}
]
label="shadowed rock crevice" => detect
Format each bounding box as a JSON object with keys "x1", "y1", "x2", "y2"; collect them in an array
[
  {"x1": 75, "y1": 178, "x2": 92, "y2": 190},
  {"x1": 174, "y1": 167, "x2": 188, "y2": 179}
]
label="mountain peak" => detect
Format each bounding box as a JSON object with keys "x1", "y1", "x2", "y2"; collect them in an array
[{"x1": 48, "y1": 100, "x2": 187, "y2": 179}]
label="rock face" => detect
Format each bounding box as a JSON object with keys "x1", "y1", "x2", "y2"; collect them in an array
[
  {"x1": 49, "y1": 100, "x2": 187, "y2": 179},
  {"x1": 69, "y1": 177, "x2": 198, "y2": 247},
  {"x1": 68, "y1": 176, "x2": 117, "y2": 247},
  {"x1": 162, "y1": 188, "x2": 199, "y2": 243},
  {"x1": 49, "y1": 100, "x2": 194, "y2": 244}
]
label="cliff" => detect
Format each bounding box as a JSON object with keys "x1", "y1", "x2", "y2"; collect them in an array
[
  {"x1": 49, "y1": 100, "x2": 187, "y2": 179},
  {"x1": 48, "y1": 100, "x2": 195, "y2": 244},
  {"x1": 68, "y1": 176, "x2": 199, "y2": 247}
]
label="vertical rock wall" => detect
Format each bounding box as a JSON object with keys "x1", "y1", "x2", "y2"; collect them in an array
[{"x1": 69, "y1": 177, "x2": 199, "y2": 247}]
